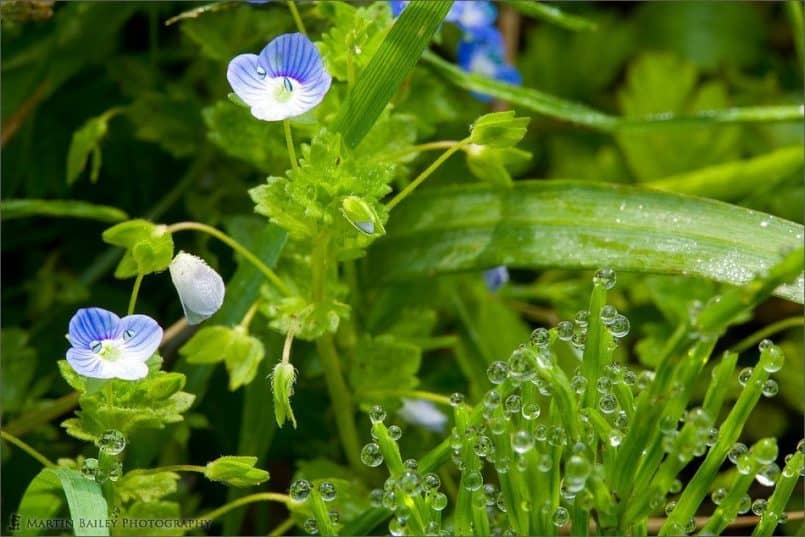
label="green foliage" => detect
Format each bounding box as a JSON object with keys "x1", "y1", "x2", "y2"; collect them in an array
[
  {"x1": 60, "y1": 356, "x2": 194, "y2": 442},
  {"x1": 179, "y1": 325, "x2": 265, "y2": 390},
  {"x1": 204, "y1": 456, "x2": 269, "y2": 487},
  {"x1": 102, "y1": 219, "x2": 174, "y2": 278},
  {"x1": 116, "y1": 470, "x2": 180, "y2": 504},
  {"x1": 1, "y1": 329, "x2": 38, "y2": 413},
  {"x1": 469, "y1": 111, "x2": 529, "y2": 148},
  {"x1": 271, "y1": 361, "x2": 298, "y2": 428},
  {"x1": 1, "y1": 199, "x2": 128, "y2": 223},
  {"x1": 349, "y1": 335, "x2": 421, "y2": 404},
  {"x1": 66, "y1": 110, "x2": 115, "y2": 185}
]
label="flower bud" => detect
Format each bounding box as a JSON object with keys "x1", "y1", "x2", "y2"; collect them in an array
[
  {"x1": 271, "y1": 361, "x2": 297, "y2": 428},
  {"x1": 341, "y1": 195, "x2": 385, "y2": 236},
  {"x1": 169, "y1": 252, "x2": 225, "y2": 325}
]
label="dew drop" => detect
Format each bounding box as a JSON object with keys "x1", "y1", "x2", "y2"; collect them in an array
[
  {"x1": 593, "y1": 268, "x2": 616, "y2": 289},
  {"x1": 361, "y1": 443, "x2": 384, "y2": 467},
  {"x1": 728, "y1": 443, "x2": 749, "y2": 464},
  {"x1": 504, "y1": 394, "x2": 522, "y2": 415},
  {"x1": 756, "y1": 463, "x2": 781, "y2": 487},
  {"x1": 762, "y1": 379, "x2": 779, "y2": 398},
  {"x1": 388, "y1": 425, "x2": 402, "y2": 440},
  {"x1": 449, "y1": 392, "x2": 465, "y2": 407},
  {"x1": 81, "y1": 458, "x2": 99, "y2": 480},
  {"x1": 751, "y1": 498, "x2": 767, "y2": 515},
  {"x1": 571, "y1": 375, "x2": 588, "y2": 395},
  {"x1": 319, "y1": 481, "x2": 336, "y2": 501},
  {"x1": 487, "y1": 361, "x2": 509, "y2": 384},
  {"x1": 369, "y1": 488, "x2": 383, "y2": 507},
  {"x1": 511, "y1": 430, "x2": 534, "y2": 454},
  {"x1": 664, "y1": 501, "x2": 677, "y2": 516},
  {"x1": 574, "y1": 310, "x2": 590, "y2": 328},
  {"x1": 431, "y1": 491, "x2": 448, "y2": 511},
  {"x1": 762, "y1": 345, "x2": 784, "y2": 373},
  {"x1": 551, "y1": 506, "x2": 569, "y2": 527},
  {"x1": 608, "y1": 430, "x2": 623, "y2": 447},
  {"x1": 255, "y1": 65, "x2": 267, "y2": 78},
  {"x1": 290, "y1": 479, "x2": 312, "y2": 502},
  {"x1": 596, "y1": 376, "x2": 612, "y2": 394},
  {"x1": 122, "y1": 329, "x2": 135, "y2": 341},
  {"x1": 737, "y1": 494, "x2": 751, "y2": 514},
  {"x1": 737, "y1": 367, "x2": 753, "y2": 386},
  {"x1": 607, "y1": 314, "x2": 631, "y2": 338},
  {"x1": 711, "y1": 488, "x2": 727, "y2": 505},
  {"x1": 599, "y1": 394, "x2": 618, "y2": 414},
  {"x1": 369, "y1": 405, "x2": 386, "y2": 424},
  {"x1": 463, "y1": 470, "x2": 483, "y2": 491},
  {"x1": 97, "y1": 429, "x2": 127, "y2": 455},
  {"x1": 521, "y1": 402, "x2": 541, "y2": 420},
  {"x1": 303, "y1": 518, "x2": 318, "y2": 535},
  {"x1": 557, "y1": 321, "x2": 574, "y2": 341},
  {"x1": 90, "y1": 340, "x2": 103, "y2": 353}
]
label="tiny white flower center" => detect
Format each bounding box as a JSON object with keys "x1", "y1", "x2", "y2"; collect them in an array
[
  {"x1": 274, "y1": 77, "x2": 295, "y2": 102},
  {"x1": 91, "y1": 339, "x2": 125, "y2": 362}
]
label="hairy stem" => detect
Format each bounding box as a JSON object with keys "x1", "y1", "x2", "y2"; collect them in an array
[
  {"x1": 127, "y1": 272, "x2": 144, "y2": 315},
  {"x1": 283, "y1": 119, "x2": 298, "y2": 172},
  {"x1": 166, "y1": 221, "x2": 291, "y2": 296},
  {"x1": 287, "y1": 0, "x2": 307, "y2": 35}
]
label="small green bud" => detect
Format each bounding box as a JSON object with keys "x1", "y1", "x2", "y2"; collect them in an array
[
  {"x1": 469, "y1": 111, "x2": 529, "y2": 148},
  {"x1": 340, "y1": 195, "x2": 385, "y2": 236},
  {"x1": 271, "y1": 361, "x2": 297, "y2": 429},
  {"x1": 204, "y1": 455, "x2": 269, "y2": 487}
]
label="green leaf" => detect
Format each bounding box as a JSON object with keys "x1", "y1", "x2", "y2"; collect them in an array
[
  {"x1": 349, "y1": 335, "x2": 421, "y2": 402},
  {"x1": 52, "y1": 467, "x2": 109, "y2": 537},
  {"x1": 204, "y1": 456, "x2": 269, "y2": 487},
  {"x1": 615, "y1": 52, "x2": 740, "y2": 180},
  {"x1": 66, "y1": 110, "x2": 116, "y2": 185},
  {"x1": 423, "y1": 51, "x2": 804, "y2": 131},
  {"x1": 510, "y1": 1, "x2": 598, "y2": 31},
  {"x1": 61, "y1": 356, "x2": 194, "y2": 442},
  {"x1": 118, "y1": 501, "x2": 182, "y2": 537},
  {"x1": 116, "y1": 470, "x2": 181, "y2": 504},
  {"x1": 647, "y1": 145, "x2": 804, "y2": 200},
  {"x1": 203, "y1": 101, "x2": 286, "y2": 173},
  {"x1": 102, "y1": 219, "x2": 174, "y2": 278},
  {"x1": 14, "y1": 469, "x2": 64, "y2": 537},
  {"x1": 465, "y1": 146, "x2": 531, "y2": 188},
  {"x1": 1, "y1": 199, "x2": 128, "y2": 223},
  {"x1": 125, "y1": 94, "x2": 203, "y2": 158},
  {"x1": 316, "y1": 1, "x2": 392, "y2": 82},
  {"x1": 333, "y1": 0, "x2": 454, "y2": 147},
  {"x1": 469, "y1": 111, "x2": 529, "y2": 148},
  {"x1": 370, "y1": 180, "x2": 804, "y2": 303},
  {"x1": 1, "y1": 329, "x2": 38, "y2": 413},
  {"x1": 179, "y1": 326, "x2": 265, "y2": 390}
]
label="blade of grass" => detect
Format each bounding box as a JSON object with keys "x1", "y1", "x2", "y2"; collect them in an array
[
  {"x1": 647, "y1": 146, "x2": 803, "y2": 200},
  {"x1": 333, "y1": 0, "x2": 453, "y2": 147},
  {"x1": 423, "y1": 52, "x2": 804, "y2": 131},
  {"x1": 1, "y1": 199, "x2": 128, "y2": 223},
  {"x1": 371, "y1": 180, "x2": 804, "y2": 303},
  {"x1": 509, "y1": 1, "x2": 597, "y2": 31}
]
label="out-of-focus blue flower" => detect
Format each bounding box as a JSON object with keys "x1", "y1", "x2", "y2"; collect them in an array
[
  {"x1": 457, "y1": 26, "x2": 521, "y2": 101},
  {"x1": 246, "y1": 0, "x2": 272, "y2": 4},
  {"x1": 66, "y1": 308, "x2": 162, "y2": 380},
  {"x1": 169, "y1": 252, "x2": 225, "y2": 325},
  {"x1": 484, "y1": 265, "x2": 510, "y2": 291},
  {"x1": 227, "y1": 33, "x2": 332, "y2": 122},
  {"x1": 398, "y1": 398, "x2": 448, "y2": 433},
  {"x1": 450, "y1": 1, "x2": 497, "y2": 34},
  {"x1": 390, "y1": 1, "x2": 496, "y2": 36}
]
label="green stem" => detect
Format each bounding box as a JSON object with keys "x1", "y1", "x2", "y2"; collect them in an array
[
  {"x1": 753, "y1": 452, "x2": 804, "y2": 536},
  {"x1": 316, "y1": 336, "x2": 363, "y2": 472},
  {"x1": 363, "y1": 389, "x2": 456, "y2": 407},
  {"x1": 166, "y1": 222, "x2": 291, "y2": 296},
  {"x1": 386, "y1": 138, "x2": 470, "y2": 210},
  {"x1": 730, "y1": 316, "x2": 804, "y2": 354},
  {"x1": 127, "y1": 272, "x2": 144, "y2": 315},
  {"x1": 374, "y1": 140, "x2": 462, "y2": 162},
  {"x1": 268, "y1": 517, "x2": 295, "y2": 537},
  {"x1": 283, "y1": 119, "x2": 298, "y2": 172},
  {"x1": 194, "y1": 492, "x2": 290, "y2": 525},
  {"x1": 140, "y1": 464, "x2": 207, "y2": 474},
  {"x1": 286, "y1": 0, "x2": 307, "y2": 35},
  {"x1": 239, "y1": 301, "x2": 260, "y2": 330},
  {"x1": 4, "y1": 392, "x2": 80, "y2": 437},
  {"x1": 0, "y1": 430, "x2": 55, "y2": 467},
  {"x1": 786, "y1": 0, "x2": 805, "y2": 75}
]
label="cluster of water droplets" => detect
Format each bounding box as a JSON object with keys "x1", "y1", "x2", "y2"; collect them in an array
[
  {"x1": 81, "y1": 429, "x2": 126, "y2": 483},
  {"x1": 289, "y1": 479, "x2": 339, "y2": 535}
]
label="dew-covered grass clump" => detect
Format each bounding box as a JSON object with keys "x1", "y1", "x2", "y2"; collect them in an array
[{"x1": 1, "y1": 2, "x2": 803, "y2": 537}]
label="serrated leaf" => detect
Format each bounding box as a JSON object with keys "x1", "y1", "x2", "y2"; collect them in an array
[
  {"x1": 465, "y1": 146, "x2": 531, "y2": 188},
  {"x1": 204, "y1": 456, "x2": 269, "y2": 487},
  {"x1": 117, "y1": 470, "x2": 180, "y2": 504},
  {"x1": 334, "y1": 0, "x2": 453, "y2": 147},
  {"x1": 349, "y1": 335, "x2": 421, "y2": 401},
  {"x1": 1, "y1": 199, "x2": 128, "y2": 223},
  {"x1": 370, "y1": 180, "x2": 804, "y2": 303}
]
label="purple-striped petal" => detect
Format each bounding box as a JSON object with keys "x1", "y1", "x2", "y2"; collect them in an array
[
  {"x1": 66, "y1": 348, "x2": 111, "y2": 379},
  {"x1": 118, "y1": 314, "x2": 163, "y2": 362},
  {"x1": 227, "y1": 33, "x2": 331, "y2": 122},
  {"x1": 68, "y1": 308, "x2": 121, "y2": 349}
]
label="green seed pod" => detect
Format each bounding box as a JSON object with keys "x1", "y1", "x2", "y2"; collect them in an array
[
  {"x1": 271, "y1": 361, "x2": 297, "y2": 429},
  {"x1": 341, "y1": 195, "x2": 385, "y2": 236}
]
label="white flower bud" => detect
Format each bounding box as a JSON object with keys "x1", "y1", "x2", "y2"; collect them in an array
[{"x1": 169, "y1": 252, "x2": 225, "y2": 325}]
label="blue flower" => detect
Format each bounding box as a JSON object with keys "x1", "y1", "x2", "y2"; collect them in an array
[
  {"x1": 227, "y1": 33, "x2": 332, "y2": 122},
  {"x1": 66, "y1": 308, "x2": 162, "y2": 380},
  {"x1": 398, "y1": 398, "x2": 448, "y2": 433},
  {"x1": 390, "y1": 1, "x2": 496, "y2": 36},
  {"x1": 457, "y1": 26, "x2": 521, "y2": 101},
  {"x1": 484, "y1": 265, "x2": 510, "y2": 291}
]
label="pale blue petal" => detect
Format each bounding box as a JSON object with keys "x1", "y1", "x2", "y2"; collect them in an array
[
  {"x1": 68, "y1": 308, "x2": 121, "y2": 349},
  {"x1": 389, "y1": 0, "x2": 409, "y2": 17},
  {"x1": 118, "y1": 314, "x2": 163, "y2": 362},
  {"x1": 259, "y1": 33, "x2": 325, "y2": 83},
  {"x1": 451, "y1": 1, "x2": 497, "y2": 31},
  {"x1": 66, "y1": 348, "x2": 111, "y2": 379},
  {"x1": 227, "y1": 53, "x2": 272, "y2": 109}
]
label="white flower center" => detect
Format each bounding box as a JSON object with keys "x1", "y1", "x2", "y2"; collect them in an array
[
  {"x1": 274, "y1": 77, "x2": 295, "y2": 102},
  {"x1": 91, "y1": 339, "x2": 125, "y2": 362}
]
